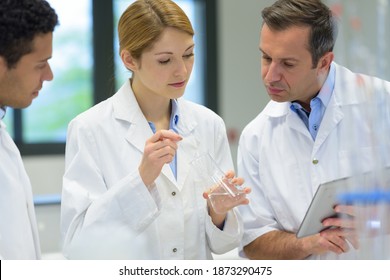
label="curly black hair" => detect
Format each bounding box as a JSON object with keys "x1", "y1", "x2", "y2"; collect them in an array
[{"x1": 0, "y1": 0, "x2": 59, "y2": 68}]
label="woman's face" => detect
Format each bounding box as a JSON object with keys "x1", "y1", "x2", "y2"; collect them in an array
[{"x1": 130, "y1": 27, "x2": 195, "y2": 101}]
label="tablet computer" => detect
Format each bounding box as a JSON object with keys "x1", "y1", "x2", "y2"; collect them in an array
[
  {"x1": 296, "y1": 177, "x2": 348, "y2": 238},
  {"x1": 296, "y1": 167, "x2": 390, "y2": 238}
]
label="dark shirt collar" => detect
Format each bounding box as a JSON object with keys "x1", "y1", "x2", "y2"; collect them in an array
[{"x1": 0, "y1": 106, "x2": 6, "y2": 120}]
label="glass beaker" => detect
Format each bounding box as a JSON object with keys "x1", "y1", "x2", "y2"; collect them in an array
[{"x1": 190, "y1": 153, "x2": 246, "y2": 214}]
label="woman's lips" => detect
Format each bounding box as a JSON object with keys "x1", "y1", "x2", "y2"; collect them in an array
[{"x1": 170, "y1": 81, "x2": 186, "y2": 88}]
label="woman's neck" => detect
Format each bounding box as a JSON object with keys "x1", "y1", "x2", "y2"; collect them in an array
[{"x1": 131, "y1": 79, "x2": 171, "y2": 129}]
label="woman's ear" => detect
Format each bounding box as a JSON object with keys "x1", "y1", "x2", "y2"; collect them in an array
[{"x1": 121, "y1": 50, "x2": 138, "y2": 72}]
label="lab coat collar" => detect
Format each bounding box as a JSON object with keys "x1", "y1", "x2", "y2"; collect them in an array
[
  {"x1": 312, "y1": 90, "x2": 344, "y2": 152},
  {"x1": 0, "y1": 107, "x2": 6, "y2": 129},
  {"x1": 111, "y1": 80, "x2": 153, "y2": 154},
  {"x1": 262, "y1": 62, "x2": 349, "y2": 119},
  {"x1": 332, "y1": 62, "x2": 371, "y2": 106},
  {"x1": 112, "y1": 80, "x2": 198, "y2": 133},
  {"x1": 0, "y1": 106, "x2": 6, "y2": 120},
  {"x1": 173, "y1": 98, "x2": 199, "y2": 189},
  {"x1": 175, "y1": 98, "x2": 198, "y2": 136},
  {"x1": 262, "y1": 62, "x2": 378, "y2": 152},
  {"x1": 112, "y1": 80, "x2": 199, "y2": 189},
  {"x1": 262, "y1": 63, "x2": 346, "y2": 143},
  {"x1": 112, "y1": 80, "x2": 145, "y2": 123},
  {"x1": 262, "y1": 99, "x2": 311, "y2": 137},
  {"x1": 262, "y1": 99, "x2": 289, "y2": 118}
]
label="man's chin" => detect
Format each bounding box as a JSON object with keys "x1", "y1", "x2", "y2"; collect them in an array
[
  {"x1": 269, "y1": 95, "x2": 287, "y2": 103},
  {"x1": 17, "y1": 100, "x2": 34, "y2": 109}
]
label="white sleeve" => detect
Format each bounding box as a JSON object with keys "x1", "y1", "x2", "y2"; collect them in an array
[
  {"x1": 61, "y1": 118, "x2": 161, "y2": 257},
  {"x1": 236, "y1": 127, "x2": 281, "y2": 258}
]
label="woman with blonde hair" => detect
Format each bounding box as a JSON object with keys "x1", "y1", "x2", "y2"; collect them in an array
[{"x1": 61, "y1": 0, "x2": 250, "y2": 259}]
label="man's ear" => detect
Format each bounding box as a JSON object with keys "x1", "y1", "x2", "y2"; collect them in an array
[
  {"x1": 318, "y1": 51, "x2": 334, "y2": 73},
  {"x1": 0, "y1": 56, "x2": 7, "y2": 77},
  {"x1": 120, "y1": 50, "x2": 138, "y2": 72}
]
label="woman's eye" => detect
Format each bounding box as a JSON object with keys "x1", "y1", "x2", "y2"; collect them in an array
[
  {"x1": 184, "y1": 53, "x2": 194, "y2": 59},
  {"x1": 159, "y1": 59, "x2": 170, "y2": 65}
]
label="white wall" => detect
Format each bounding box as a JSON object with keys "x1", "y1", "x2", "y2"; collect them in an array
[
  {"x1": 218, "y1": 0, "x2": 274, "y2": 164},
  {"x1": 23, "y1": 155, "x2": 64, "y2": 255},
  {"x1": 23, "y1": 155, "x2": 64, "y2": 195}
]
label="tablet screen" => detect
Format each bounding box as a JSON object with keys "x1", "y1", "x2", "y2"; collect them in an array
[
  {"x1": 296, "y1": 167, "x2": 390, "y2": 238},
  {"x1": 296, "y1": 177, "x2": 349, "y2": 238}
]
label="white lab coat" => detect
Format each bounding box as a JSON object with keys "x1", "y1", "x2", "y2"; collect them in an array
[
  {"x1": 0, "y1": 120, "x2": 41, "y2": 259},
  {"x1": 61, "y1": 81, "x2": 243, "y2": 259},
  {"x1": 237, "y1": 62, "x2": 390, "y2": 260}
]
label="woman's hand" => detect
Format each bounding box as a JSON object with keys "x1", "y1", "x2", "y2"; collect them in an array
[
  {"x1": 203, "y1": 170, "x2": 251, "y2": 229},
  {"x1": 139, "y1": 130, "x2": 182, "y2": 186}
]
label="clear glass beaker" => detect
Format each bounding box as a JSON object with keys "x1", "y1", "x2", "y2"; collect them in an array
[{"x1": 190, "y1": 153, "x2": 245, "y2": 214}]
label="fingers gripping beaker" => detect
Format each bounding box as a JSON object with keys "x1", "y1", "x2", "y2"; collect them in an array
[{"x1": 190, "y1": 153, "x2": 245, "y2": 214}]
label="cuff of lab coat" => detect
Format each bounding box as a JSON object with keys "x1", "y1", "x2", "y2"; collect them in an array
[
  {"x1": 206, "y1": 209, "x2": 243, "y2": 254},
  {"x1": 116, "y1": 170, "x2": 161, "y2": 231}
]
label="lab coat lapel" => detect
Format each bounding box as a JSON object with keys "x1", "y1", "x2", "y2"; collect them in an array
[
  {"x1": 265, "y1": 101, "x2": 311, "y2": 138},
  {"x1": 112, "y1": 81, "x2": 153, "y2": 154},
  {"x1": 314, "y1": 63, "x2": 364, "y2": 153},
  {"x1": 124, "y1": 104, "x2": 178, "y2": 186},
  {"x1": 175, "y1": 100, "x2": 199, "y2": 191},
  {"x1": 125, "y1": 120, "x2": 153, "y2": 153},
  {"x1": 160, "y1": 164, "x2": 177, "y2": 187},
  {"x1": 286, "y1": 109, "x2": 312, "y2": 138},
  {"x1": 157, "y1": 108, "x2": 200, "y2": 189},
  {"x1": 112, "y1": 83, "x2": 181, "y2": 186},
  {"x1": 176, "y1": 129, "x2": 198, "y2": 191},
  {"x1": 313, "y1": 89, "x2": 344, "y2": 154}
]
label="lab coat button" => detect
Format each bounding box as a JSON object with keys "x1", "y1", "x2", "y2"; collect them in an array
[
  {"x1": 172, "y1": 248, "x2": 177, "y2": 253},
  {"x1": 312, "y1": 158, "x2": 319, "y2": 164},
  {"x1": 172, "y1": 191, "x2": 176, "y2": 196}
]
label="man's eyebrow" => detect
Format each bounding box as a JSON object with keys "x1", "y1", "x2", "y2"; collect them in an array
[
  {"x1": 38, "y1": 56, "x2": 52, "y2": 62},
  {"x1": 259, "y1": 48, "x2": 299, "y2": 62}
]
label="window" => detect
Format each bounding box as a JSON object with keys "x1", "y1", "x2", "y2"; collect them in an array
[
  {"x1": 7, "y1": 0, "x2": 216, "y2": 155},
  {"x1": 23, "y1": 0, "x2": 93, "y2": 144},
  {"x1": 7, "y1": 0, "x2": 93, "y2": 154}
]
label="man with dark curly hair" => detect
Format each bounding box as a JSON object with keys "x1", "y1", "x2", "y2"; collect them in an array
[{"x1": 0, "y1": 0, "x2": 58, "y2": 259}]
